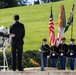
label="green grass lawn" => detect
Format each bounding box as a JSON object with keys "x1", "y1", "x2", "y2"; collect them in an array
[{"x1": 0, "y1": 0, "x2": 76, "y2": 51}]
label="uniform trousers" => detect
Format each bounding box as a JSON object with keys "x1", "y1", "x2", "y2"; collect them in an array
[
  {"x1": 51, "y1": 58, "x2": 57, "y2": 68},
  {"x1": 69, "y1": 58, "x2": 75, "y2": 70},
  {"x1": 59, "y1": 57, "x2": 66, "y2": 70},
  {"x1": 43, "y1": 57, "x2": 47, "y2": 67}
]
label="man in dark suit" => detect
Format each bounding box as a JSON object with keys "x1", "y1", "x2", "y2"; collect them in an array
[
  {"x1": 10, "y1": 14, "x2": 25, "y2": 71},
  {"x1": 58, "y1": 37, "x2": 68, "y2": 70},
  {"x1": 68, "y1": 38, "x2": 76, "y2": 70}
]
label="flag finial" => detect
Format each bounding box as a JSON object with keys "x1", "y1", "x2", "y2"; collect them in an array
[{"x1": 72, "y1": 4, "x2": 75, "y2": 11}]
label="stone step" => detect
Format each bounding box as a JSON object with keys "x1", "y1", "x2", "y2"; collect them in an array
[
  {"x1": 0, "y1": 67, "x2": 76, "y2": 75},
  {"x1": 24, "y1": 67, "x2": 57, "y2": 71}
]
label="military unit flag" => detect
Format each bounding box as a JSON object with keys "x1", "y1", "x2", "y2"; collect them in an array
[
  {"x1": 56, "y1": 4, "x2": 66, "y2": 46},
  {"x1": 64, "y1": 4, "x2": 75, "y2": 32}
]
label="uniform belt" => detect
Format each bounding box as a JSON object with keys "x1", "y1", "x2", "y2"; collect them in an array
[
  {"x1": 52, "y1": 53, "x2": 55, "y2": 56},
  {"x1": 43, "y1": 51, "x2": 48, "y2": 52},
  {"x1": 60, "y1": 53, "x2": 64, "y2": 56},
  {"x1": 70, "y1": 52, "x2": 74, "y2": 56}
]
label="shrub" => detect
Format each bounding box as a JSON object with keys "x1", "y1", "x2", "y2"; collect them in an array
[
  {"x1": 0, "y1": 50, "x2": 41, "y2": 69},
  {"x1": 0, "y1": 50, "x2": 69, "y2": 70}
]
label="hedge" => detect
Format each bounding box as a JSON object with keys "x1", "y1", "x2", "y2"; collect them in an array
[
  {"x1": 0, "y1": 50, "x2": 41, "y2": 69},
  {"x1": 0, "y1": 50, "x2": 70, "y2": 70}
]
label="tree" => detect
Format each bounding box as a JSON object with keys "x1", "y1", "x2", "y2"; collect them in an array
[
  {"x1": 34, "y1": 0, "x2": 40, "y2": 4},
  {"x1": 0, "y1": 0, "x2": 5, "y2": 8},
  {"x1": 4, "y1": 0, "x2": 17, "y2": 8},
  {"x1": 0, "y1": 0, "x2": 18, "y2": 8},
  {"x1": 42, "y1": 0, "x2": 61, "y2": 3},
  {"x1": 17, "y1": 0, "x2": 28, "y2": 6}
]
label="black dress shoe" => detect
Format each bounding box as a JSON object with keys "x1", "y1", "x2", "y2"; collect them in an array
[
  {"x1": 19, "y1": 69, "x2": 24, "y2": 71},
  {"x1": 13, "y1": 69, "x2": 16, "y2": 71}
]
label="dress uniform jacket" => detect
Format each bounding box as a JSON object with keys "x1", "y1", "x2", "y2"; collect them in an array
[
  {"x1": 50, "y1": 46, "x2": 59, "y2": 58},
  {"x1": 68, "y1": 44, "x2": 76, "y2": 58},
  {"x1": 40, "y1": 44, "x2": 50, "y2": 57},
  {"x1": 58, "y1": 43, "x2": 68, "y2": 57}
]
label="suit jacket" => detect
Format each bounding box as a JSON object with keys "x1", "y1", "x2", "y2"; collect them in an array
[{"x1": 10, "y1": 21, "x2": 25, "y2": 44}]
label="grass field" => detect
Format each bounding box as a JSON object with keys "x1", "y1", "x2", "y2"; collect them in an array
[{"x1": 0, "y1": 0, "x2": 76, "y2": 51}]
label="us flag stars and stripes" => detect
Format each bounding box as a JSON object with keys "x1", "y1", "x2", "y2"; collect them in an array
[{"x1": 49, "y1": 6, "x2": 55, "y2": 46}]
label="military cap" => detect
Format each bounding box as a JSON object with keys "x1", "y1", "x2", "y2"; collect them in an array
[
  {"x1": 42, "y1": 38, "x2": 47, "y2": 41},
  {"x1": 70, "y1": 38, "x2": 75, "y2": 41},
  {"x1": 61, "y1": 37, "x2": 66, "y2": 40}
]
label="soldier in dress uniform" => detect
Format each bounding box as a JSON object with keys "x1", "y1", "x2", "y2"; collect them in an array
[
  {"x1": 39, "y1": 38, "x2": 50, "y2": 67},
  {"x1": 58, "y1": 37, "x2": 68, "y2": 70},
  {"x1": 50, "y1": 45, "x2": 59, "y2": 68},
  {"x1": 68, "y1": 38, "x2": 76, "y2": 70}
]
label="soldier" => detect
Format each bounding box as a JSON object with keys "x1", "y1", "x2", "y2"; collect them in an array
[
  {"x1": 39, "y1": 38, "x2": 50, "y2": 67},
  {"x1": 50, "y1": 45, "x2": 59, "y2": 68},
  {"x1": 68, "y1": 38, "x2": 75, "y2": 70},
  {"x1": 58, "y1": 37, "x2": 68, "y2": 70}
]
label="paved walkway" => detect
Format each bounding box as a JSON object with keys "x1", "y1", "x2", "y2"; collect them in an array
[{"x1": 0, "y1": 67, "x2": 76, "y2": 75}]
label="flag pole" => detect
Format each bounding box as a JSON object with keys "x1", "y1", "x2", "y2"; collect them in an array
[
  {"x1": 41, "y1": 48, "x2": 44, "y2": 71},
  {"x1": 71, "y1": 23, "x2": 73, "y2": 39},
  {"x1": 71, "y1": 4, "x2": 75, "y2": 39}
]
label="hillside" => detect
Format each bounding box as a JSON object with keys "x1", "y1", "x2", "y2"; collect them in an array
[{"x1": 0, "y1": 0, "x2": 76, "y2": 51}]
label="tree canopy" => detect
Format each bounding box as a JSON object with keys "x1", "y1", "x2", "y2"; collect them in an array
[
  {"x1": 0, "y1": 0, "x2": 62, "y2": 9},
  {"x1": 0, "y1": 0, "x2": 17, "y2": 8}
]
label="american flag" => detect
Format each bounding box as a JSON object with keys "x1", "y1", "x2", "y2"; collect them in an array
[{"x1": 49, "y1": 6, "x2": 55, "y2": 46}]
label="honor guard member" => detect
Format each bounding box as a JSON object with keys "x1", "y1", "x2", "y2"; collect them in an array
[
  {"x1": 58, "y1": 37, "x2": 68, "y2": 70},
  {"x1": 39, "y1": 38, "x2": 50, "y2": 67},
  {"x1": 68, "y1": 38, "x2": 76, "y2": 70},
  {"x1": 50, "y1": 45, "x2": 59, "y2": 68}
]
